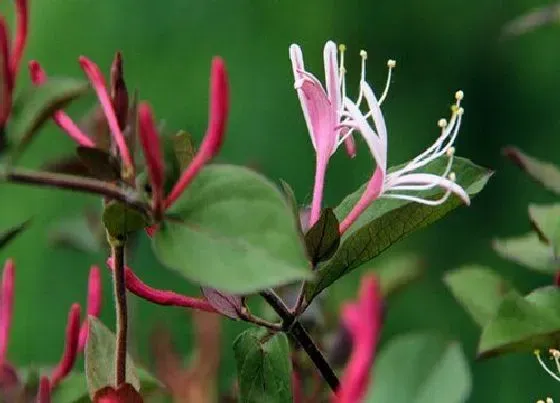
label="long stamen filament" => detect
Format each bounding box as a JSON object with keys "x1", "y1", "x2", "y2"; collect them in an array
[
  {"x1": 378, "y1": 59, "x2": 396, "y2": 105},
  {"x1": 535, "y1": 350, "x2": 560, "y2": 382}
]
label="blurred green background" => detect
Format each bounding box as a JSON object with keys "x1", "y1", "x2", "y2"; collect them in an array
[{"x1": 1, "y1": 0, "x2": 559, "y2": 401}]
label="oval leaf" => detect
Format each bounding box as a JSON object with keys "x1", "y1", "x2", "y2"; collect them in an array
[
  {"x1": 444, "y1": 265, "x2": 514, "y2": 327},
  {"x1": 478, "y1": 286, "x2": 560, "y2": 358},
  {"x1": 102, "y1": 200, "x2": 149, "y2": 238},
  {"x1": 503, "y1": 146, "x2": 560, "y2": 195},
  {"x1": 306, "y1": 157, "x2": 491, "y2": 301},
  {"x1": 367, "y1": 333, "x2": 471, "y2": 403},
  {"x1": 76, "y1": 147, "x2": 121, "y2": 181},
  {"x1": 9, "y1": 78, "x2": 89, "y2": 159},
  {"x1": 233, "y1": 329, "x2": 292, "y2": 403},
  {"x1": 201, "y1": 287, "x2": 243, "y2": 319},
  {"x1": 304, "y1": 208, "x2": 340, "y2": 266},
  {"x1": 493, "y1": 232, "x2": 558, "y2": 274},
  {"x1": 153, "y1": 165, "x2": 310, "y2": 294},
  {"x1": 85, "y1": 317, "x2": 140, "y2": 398}
]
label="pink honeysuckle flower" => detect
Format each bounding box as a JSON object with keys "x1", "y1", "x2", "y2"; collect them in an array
[
  {"x1": 338, "y1": 50, "x2": 469, "y2": 233},
  {"x1": 0, "y1": 0, "x2": 28, "y2": 128},
  {"x1": 79, "y1": 56, "x2": 133, "y2": 171},
  {"x1": 333, "y1": 274, "x2": 382, "y2": 403},
  {"x1": 137, "y1": 57, "x2": 229, "y2": 234},
  {"x1": 78, "y1": 265, "x2": 102, "y2": 351},
  {"x1": 106, "y1": 257, "x2": 216, "y2": 313},
  {"x1": 28, "y1": 60, "x2": 96, "y2": 147},
  {"x1": 0, "y1": 259, "x2": 14, "y2": 367},
  {"x1": 290, "y1": 41, "x2": 355, "y2": 228},
  {"x1": 50, "y1": 303, "x2": 81, "y2": 388}
]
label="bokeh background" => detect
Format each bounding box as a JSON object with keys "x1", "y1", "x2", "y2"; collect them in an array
[{"x1": 1, "y1": 0, "x2": 559, "y2": 401}]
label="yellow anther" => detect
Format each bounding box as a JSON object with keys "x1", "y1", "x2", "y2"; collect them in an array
[
  {"x1": 446, "y1": 146, "x2": 455, "y2": 157},
  {"x1": 360, "y1": 50, "x2": 368, "y2": 59},
  {"x1": 339, "y1": 44, "x2": 346, "y2": 52},
  {"x1": 455, "y1": 90, "x2": 464, "y2": 101},
  {"x1": 387, "y1": 59, "x2": 396, "y2": 68},
  {"x1": 438, "y1": 118, "x2": 447, "y2": 128},
  {"x1": 449, "y1": 172, "x2": 456, "y2": 182}
]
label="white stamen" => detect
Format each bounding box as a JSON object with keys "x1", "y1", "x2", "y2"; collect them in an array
[
  {"x1": 378, "y1": 59, "x2": 396, "y2": 105},
  {"x1": 446, "y1": 146, "x2": 455, "y2": 158},
  {"x1": 455, "y1": 90, "x2": 464, "y2": 102},
  {"x1": 535, "y1": 350, "x2": 560, "y2": 382},
  {"x1": 438, "y1": 118, "x2": 447, "y2": 128}
]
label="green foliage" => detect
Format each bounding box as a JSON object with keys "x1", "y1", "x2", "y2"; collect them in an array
[
  {"x1": 76, "y1": 147, "x2": 121, "y2": 181},
  {"x1": 478, "y1": 286, "x2": 560, "y2": 358},
  {"x1": 504, "y1": 147, "x2": 560, "y2": 195},
  {"x1": 233, "y1": 329, "x2": 292, "y2": 403},
  {"x1": 8, "y1": 78, "x2": 89, "y2": 160},
  {"x1": 102, "y1": 200, "x2": 149, "y2": 238},
  {"x1": 305, "y1": 157, "x2": 491, "y2": 302},
  {"x1": 0, "y1": 219, "x2": 30, "y2": 250},
  {"x1": 444, "y1": 265, "x2": 514, "y2": 327},
  {"x1": 528, "y1": 203, "x2": 560, "y2": 251},
  {"x1": 493, "y1": 232, "x2": 557, "y2": 274},
  {"x1": 85, "y1": 317, "x2": 140, "y2": 398},
  {"x1": 304, "y1": 208, "x2": 340, "y2": 266},
  {"x1": 367, "y1": 332, "x2": 471, "y2": 403},
  {"x1": 153, "y1": 164, "x2": 310, "y2": 293}
]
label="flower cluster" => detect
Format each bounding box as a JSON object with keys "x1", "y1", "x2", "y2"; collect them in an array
[
  {"x1": 0, "y1": 259, "x2": 101, "y2": 402},
  {"x1": 290, "y1": 41, "x2": 469, "y2": 232}
]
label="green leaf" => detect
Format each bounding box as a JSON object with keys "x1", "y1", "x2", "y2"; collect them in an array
[
  {"x1": 85, "y1": 317, "x2": 140, "y2": 398},
  {"x1": 153, "y1": 164, "x2": 310, "y2": 294},
  {"x1": 304, "y1": 208, "x2": 340, "y2": 266},
  {"x1": 9, "y1": 78, "x2": 89, "y2": 159},
  {"x1": 278, "y1": 179, "x2": 301, "y2": 232},
  {"x1": 367, "y1": 333, "x2": 471, "y2": 403},
  {"x1": 503, "y1": 146, "x2": 560, "y2": 195},
  {"x1": 306, "y1": 157, "x2": 491, "y2": 301},
  {"x1": 76, "y1": 147, "x2": 121, "y2": 181},
  {"x1": 49, "y1": 213, "x2": 103, "y2": 254},
  {"x1": 529, "y1": 203, "x2": 560, "y2": 250},
  {"x1": 376, "y1": 254, "x2": 424, "y2": 297},
  {"x1": 444, "y1": 265, "x2": 514, "y2": 327},
  {"x1": 0, "y1": 219, "x2": 30, "y2": 250},
  {"x1": 102, "y1": 200, "x2": 149, "y2": 238},
  {"x1": 493, "y1": 232, "x2": 558, "y2": 274},
  {"x1": 233, "y1": 329, "x2": 292, "y2": 403},
  {"x1": 172, "y1": 130, "x2": 195, "y2": 172},
  {"x1": 478, "y1": 286, "x2": 560, "y2": 358}
]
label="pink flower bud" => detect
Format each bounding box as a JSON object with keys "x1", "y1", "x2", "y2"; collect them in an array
[
  {"x1": 36, "y1": 377, "x2": 51, "y2": 403},
  {"x1": 164, "y1": 57, "x2": 229, "y2": 209},
  {"x1": 50, "y1": 304, "x2": 81, "y2": 388},
  {"x1": 0, "y1": 18, "x2": 12, "y2": 126},
  {"x1": 10, "y1": 0, "x2": 28, "y2": 80},
  {"x1": 0, "y1": 259, "x2": 14, "y2": 366},
  {"x1": 78, "y1": 266, "x2": 102, "y2": 352}
]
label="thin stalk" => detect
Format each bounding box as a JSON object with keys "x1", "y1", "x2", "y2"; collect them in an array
[
  {"x1": 110, "y1": 240, "x2": 128, "y2": 386},
  {"x1": 260, "y1": 289, "x2": 339, "y2": 391}
]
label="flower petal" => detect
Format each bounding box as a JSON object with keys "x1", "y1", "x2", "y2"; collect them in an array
[{"x1": 388, "y1": 173, "x2": 470, "y2": 205}]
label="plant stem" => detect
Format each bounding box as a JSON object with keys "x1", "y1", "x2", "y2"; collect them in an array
[
  {"x1": 260, "y1": 289, "x2": 340, "y2": 392},
  {"x1": 111, "y1": 240, "x2": 128, "y2": 386},
  {"x1": 3, "y1": 166, "x2": 150, "y2": 215}
]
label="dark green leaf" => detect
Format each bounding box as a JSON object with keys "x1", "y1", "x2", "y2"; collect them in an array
[
  {"x1": 85, "y1": 317, "x2": 140, "y2": 398},
  {"x1": 76, "y1": 147, "x2": 121, "y2": 181},
  {"x1": 0, "y1": 219, "x2": 30, "y2": 250},
  {"x1": 493, "y1": 232, "x2": 558, "y2": 274},
  {"x1": 528, "y1": 203, "x2": 560, "y2": 250},
  {"x1": 51, "y1": 372, "x2": 90, "y2": 403},
  {"x1": 172, "y1": 130, "x2": 195, "y2": 172},
  {"x1": 233, "y1": 329, "x2": 292, "y2": 403},
  {"x1": 102, "y1": 200, "x2": 149, "y2": 238},
  {"x1": 153, "y1": 164, "x2": 310, "y2": 294},
  {"x1": 503, "y1": 146, "x2": 560, "y2": 195},
  {"x1": 444, "y1": 265, "x2": 514, "y2": 327},
  {"x1": 306, "y1": 157, "x2": 491, "y2": 301},
  {"x1": 42, "y1": 154, "x2": 92, "y2": 178},
  {"x1": 9, "y1": 78, "x2": 89, "y2": 159},
  {"x1": 367, "y1": 332, "x2": 471, "y2": 403},
  {"x1": 304, "y1": 208, "x2": 340, "y2": 266},
  {"x1": 478, "y1": 287, "x2": 560, "y2": 358}
]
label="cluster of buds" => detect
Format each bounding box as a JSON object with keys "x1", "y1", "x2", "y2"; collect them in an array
[
  {"x1": 0, "y1": 0, "x2": 28, "y2": 144},
  {"x1": 0, "y1": 259, "x2": 102, "y2": 402},
  {"x1": 290, "y1": 41, "x2": 470, "y2": 232}
]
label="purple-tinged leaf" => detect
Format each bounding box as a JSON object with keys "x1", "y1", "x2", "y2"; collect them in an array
[{"x1": 201, "y1": 287, "x2": 242, "y2": 319}]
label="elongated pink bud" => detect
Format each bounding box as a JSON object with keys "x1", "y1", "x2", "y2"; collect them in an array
[
  {"x1": 79, "y1": 56, "x2": 133, "y2": 168},
  {"x1": 138, "y1": 103, "x2": 164, "y2": 217},
  {"x1": 50, "y1": 304, "x2": 81, "y2": 388},
  {"x1": 78, "y1": 266, "x2": 102, "y2": 352},
  {"x1": 106, "y1": 258, "x2": 216, "y2": 313},
  {"x1": 0, "y1": 259, "x2": 14, "y2": 366},
  {"x1": 0, "y1": 18, "x2": 12, "y2": 126},
  {"x1": 164, "y1": 57, "x2": 229, "y2": 209},
  {"x1": 10, "y1": 0, "x2": 28, "y2": 82},
  {"x1": 28, "y1": 61, "x2": 95, "y2": 147},
  {"x1": 333, "y1": 275, "x2": 382, "y2": 403},
  {"x1": 37, "y1": 377, "x2": 51, "y2": 403}
]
